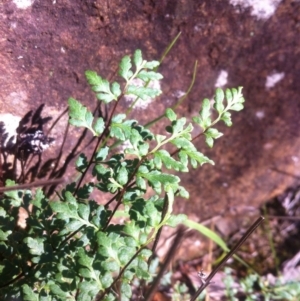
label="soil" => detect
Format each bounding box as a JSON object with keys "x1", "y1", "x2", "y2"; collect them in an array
[{"x1": 1, "y1": 0, "x2": 300, "y2": 262}]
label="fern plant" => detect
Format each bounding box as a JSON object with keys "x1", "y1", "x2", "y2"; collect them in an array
[{"x1": 0, "y1": 49, "x2": 245, "y2": 301}]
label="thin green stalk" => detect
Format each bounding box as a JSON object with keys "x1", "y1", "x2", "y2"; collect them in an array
[
  {"x1": 172, "y1": 60, "x2": 198, "y2": 110},
  {"x1": 159, "y1": 31, "x2": 182, "y2": 64}
]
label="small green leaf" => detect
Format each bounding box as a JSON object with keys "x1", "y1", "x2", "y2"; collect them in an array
[
  {"x1": 118, "y1": 247, "x2": 135, "y2": 266},
  {"x1": 154, "y1": 150, "x2": 186, "y2": 172},
  {"x1": 205, "y1": 128, "x2": 223, "y2": 139},
  {"x1": 120, "y1": 282, "x2": 132, "y2": 300},
  {"x1": 96, "y1": 93, "x2": 115, "y2": 104},
  {"x1": 102, "y1": 261, "x2": 119, "y2": 272},
  {"x1": 129, "y1": 128, "x2": 143, "y2": 149},
  {"x1": 78, "y1": 203, "x2": 90, "y2": 220},
  {"x1": 79, "y1": 280, "x2": 101, "y2": 297},
  {"x1": 204, "y1": 128, "x2": 223, "y2": 148},
  {"x1": 94, "y1": 118, "x2": 105, "y2": 135},
  {"x1": 108, "y1": 177, "x2": 123, "y2": 189},
  {"x1": 136, "y1": 176, "x2": 147, "y2": 190},
  {"x1": 140, "y1": 248, "x2": 152, "y2": 258},
  {"x1": 117, "y1": 166, "x2": 128, "y2": 186},
  {"x1": 139, "y1": 171, "x2": 180, "y2": 190},
  {"x1": 137, "y1": 143, "x2": 149, "y2": 156},
  {"x1": 230, "y1": 103, "x2": 244, "y2": 111},
  {"x1": 192, "y1": 115, "x2": 208, "y2": 130},
  {"x1": 166, "y1": 214, "x2": 187, "y2": 227},
  {"x1": 66, "y1": 220, "x2": 84, "y2": 231},
  {"x1": 133, "y1": 124, "x2": 153, "y2": 141},
  {"x1": 112, "y1": 114, "x2": 126, "y2": 123},
  {"x1": 177, "y1": 186, "x2": 190, "y2": 198},
  {"x1": 31, "y1": 188, "x2": 44, "y2": 209},
  {"x1": 85, "y1": 70, "x2": 118, "y2": 103},
  {"x1": 178, "y1": 150, "x2": 188, "y2": 167},
  {"x1": 76, "y1": 153, "x2": 88, "y2": 172},
  {"x1": 68, "y1": 98, "x2": 95, "y2": 133},
  {"x1": 85, "y1": 70, "x2": 102, "y2": 86},
  {"x1": 97, "y1": 232, "x2": 111, "y2": 248},
  {"x1": 50, "y1": 201, "x2": 68, "y2": 214},
  {"x1": 64, "y1": 190, "x2": 78, "y2": 206},
  {"x1": 90, "y1": 204, "x2": 107, "y2": 228},
  {"x1": 49, "y1": 283, "x2": 71, "y2": 298},
  {"x1": 225, "y1": 88, "x2": 233, "y2": 103},
  {"x1": 123, "y1": 270, "x2": 135, "y2": 283},
  {"x1": 0, "y1": 207, "x2": 6, "y2": 217},
  {"x1": 0, "y1": 229, "x2": 11, "y2": 240},
  {"x1": 205, "y1": 136, "x2": 214, "y2": 148},
  {"x1": 111, "y1": 121, "x2": 132, "y2": 141},
  {"x1": 24, "y1": 237, "x2": 44, "y2": 256},
  {"x1": 119, "y1": 55, "x2": 133, "y2": 81},
  {"x1": 153, "y1": 155, "x2": 162, "y2": 169},
  {"x1": 111, "y1": 82, "x2": 121, "y2": 98},
  {"x1": 199, "y1": 98, "x2": 212, "y2": 129},
  {"x1": 221, "y1": 111, "x2": 232, "y2": 126},
  {"x1": 144, "y1": 202, "x2": 161, "y2": 226},
  {"x1": 79, "y1": 267, "x2": 93, "y2": 279},
  {"x1": 95, "y1": 146, "x2": 109, "y2": 161},
  {"x1": 78, "y1": 248, "x2": 94, "y2": 267},
  {"x1": 200, "y1": 98, "x2": 211, "y2": 119},
  {"x1": 180, "y1": 149, "x2": 214, "y2": 168},
  {"x1": 170, "y1": 137, "x2": 195, "y2": 151},
  {"x1": 133, "y1": 49, "x2": 143, "y2": 69},
  {"x1": 137, "y1": 70, "x2": 163, "y2": 81},
  {"x1": 22, "y1": 284, "x2": 39, "y2": 301},
  {"x1": 126, "y1": 85, "x2": 161, "y2": 100},
  {"x1": 214, "y1": 88, "x2": 225, "y2": 113},
  {"x1": 165, "y1": 108, "x2": 177, "y2": 121},
  {"x1": 134, "y1": 257, "x2": 150, "y2": 279},
  {"x1": 144, "y1": 60, "x2": 160, "y2": 69},
  {"x1": 4, "y1": 180, "x2": 23, "y2": 207},
  {"x1": 87, "y1": 72, "x2": 110, "y2": 93},
  {"x1": 231, "y1": 88, "x2": 238, "y2": 99},
  {"x1": 123, "y1": 221, "x2": 140, "y2": 241},
  {"x1": 112, "y1": 118, "x2": 132, "y2": 141},
  {"x1": 171, "y1": 117, "x2": 186, "y2": 134},
  {"x1": 100, "y1": 272, "x2": 114, "y2": 289},
  {"x1": 215, "y1": 87, "x2": 225, "y2": 103},
  {"x1": 110, "y1": 126, "x2": 124, "y2": 140}
]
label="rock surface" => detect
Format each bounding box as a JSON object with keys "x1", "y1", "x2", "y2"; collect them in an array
[{"x1": 1, "y1": 0, "x2": 300, "y2": 226}]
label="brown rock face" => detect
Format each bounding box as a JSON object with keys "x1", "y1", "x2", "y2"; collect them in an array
[{"x1": 1, "y1": 0, "x2": 300, "y2": 222}]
